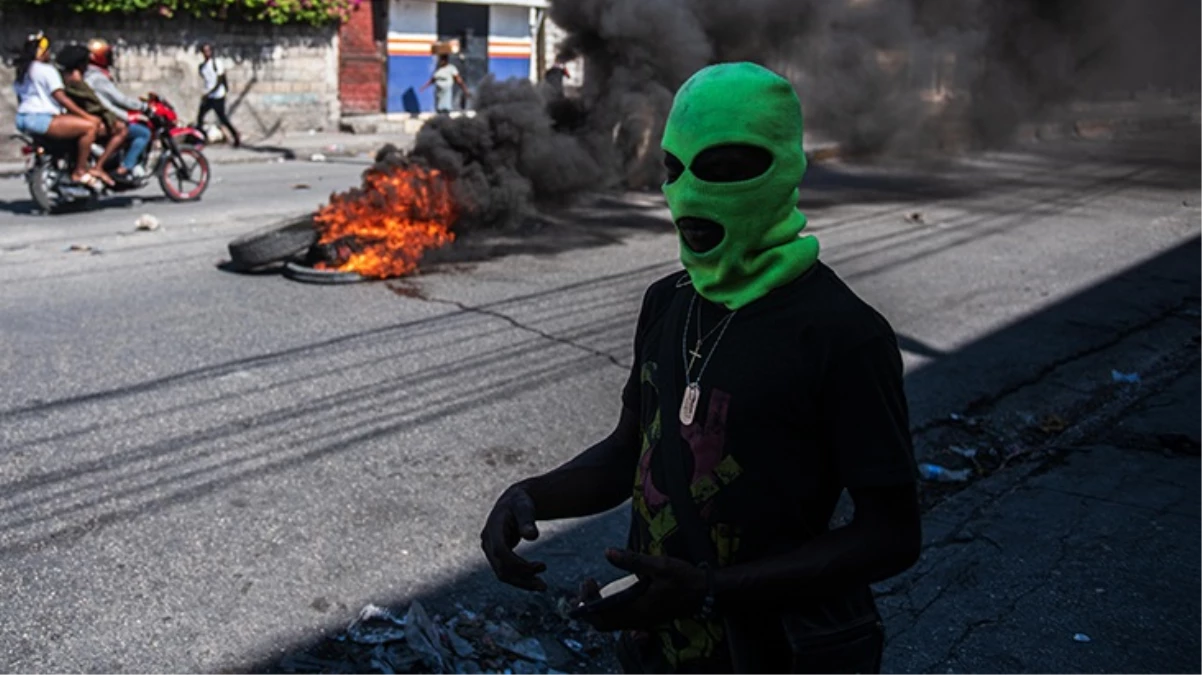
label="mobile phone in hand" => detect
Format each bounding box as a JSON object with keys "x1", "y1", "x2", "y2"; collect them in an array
[{"x1": 569, "y1": 575, "x2": 650, "y2": 616}]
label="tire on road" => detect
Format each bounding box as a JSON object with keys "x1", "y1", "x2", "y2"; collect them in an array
[
  {"x1": 227, "y1": 216, "x2": 320, "y2": 271},
  {"x1": 282, "y1": 261, "x2": 366, "y2": 284}
]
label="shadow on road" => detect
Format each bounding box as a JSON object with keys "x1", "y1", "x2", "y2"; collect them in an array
[
  {"x1": 0, "y1": 132, "x2": 1195, "y2": 673},
  {"x1": 233, "y1": 235, "x2": 1199, "y2": 673},
  {"x1": 0, "y1": 193, "x2": 168, "y2": 216}
]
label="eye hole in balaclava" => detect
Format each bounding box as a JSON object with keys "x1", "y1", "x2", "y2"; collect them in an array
[
  {"x1": 690, "y1": 144, "x2": 774, "y2": 183},
  {"x1": 664, "y1": 152, "x2": 685, "y2": 184}
]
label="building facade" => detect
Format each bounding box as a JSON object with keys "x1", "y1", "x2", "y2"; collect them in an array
[{"x1": 385, "y1": 0, "x2": 547, "y2": 113}]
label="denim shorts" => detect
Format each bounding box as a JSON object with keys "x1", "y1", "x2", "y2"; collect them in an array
[{"x1": 15, "y1": 112, "x2": 55, "y2": 135}]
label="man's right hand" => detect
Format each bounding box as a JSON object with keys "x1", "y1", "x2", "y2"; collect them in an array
[{"x1": 480, "y1": 486, "x2": 547, "y2": 591}]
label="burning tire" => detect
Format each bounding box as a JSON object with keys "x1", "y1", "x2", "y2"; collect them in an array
[
  {"x1": 281, "y1": 261, "x2": 365, "y2": 284},
  {"x1": 227, "y1": 216, "x2": 319, "y2": 271}
]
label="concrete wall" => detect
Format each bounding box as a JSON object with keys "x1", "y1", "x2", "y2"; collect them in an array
[{"x1": 0, "y1": 8, "x2": 339, "y2": 145}]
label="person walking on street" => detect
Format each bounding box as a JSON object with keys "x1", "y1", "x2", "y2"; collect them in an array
[
  {"x1": 420, "y1": 54, "x2": 469, "y2": 114},
  {"x1": 11, "y1": 32, "x2": 104, "y2": 188},
  {"x1": 83, "y1": 38, "x2": 153, "y2": 181},
  {"x1": 197, "y1": 43, "x2": 240, "y2": 148},
  {"x1": 480, "y1": 62, "x2": 921, "y2": 674}
]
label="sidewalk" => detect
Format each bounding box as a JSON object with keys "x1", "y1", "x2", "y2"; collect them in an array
[
  {"x1": 881, "y1": 365, "x2": 1200, "y2": 673},
  {"x1": 0, "y1": 130, "x2": 412, "y2": 178}
]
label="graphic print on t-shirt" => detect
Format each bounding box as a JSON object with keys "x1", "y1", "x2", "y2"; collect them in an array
[{"x1": 630, "y1": 360, "x2": 744, "y2": 668}]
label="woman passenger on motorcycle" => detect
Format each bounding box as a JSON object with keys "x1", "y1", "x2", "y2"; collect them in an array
[
  {"x1": 12, "y1": 32, "x2": 105, "y2": 188},
  {"x1": 84, "y1": 38, "x2": 153, "y2": 181},
  {"x1": 56, "y1": 44, "x2": 124, "y2": 187}
]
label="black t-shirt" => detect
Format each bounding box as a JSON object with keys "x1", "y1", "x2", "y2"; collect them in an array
[{"x1": 620, "y1": 262, "x2": 916, "y2": 673}]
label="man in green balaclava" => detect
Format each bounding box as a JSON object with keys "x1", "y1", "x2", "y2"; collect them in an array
[
  {"x1": 481, "y1": 62, "x2": 921, "y2": 673},
  {"x1": 662, "y1": 60, "x2": 819, "y2": 310}
]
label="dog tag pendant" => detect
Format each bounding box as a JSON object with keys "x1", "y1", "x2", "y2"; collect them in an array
[{"x1": 679, "y1": 383, "x2": 700, "y2": 425}]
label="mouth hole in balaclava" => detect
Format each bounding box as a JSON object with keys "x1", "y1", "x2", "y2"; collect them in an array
[
  {"x1": 676, "y1": 216, "x2": 725, "y2": 253},
  {"x1": 691, "y1": 144, "x2": 773, "y2": 183}
]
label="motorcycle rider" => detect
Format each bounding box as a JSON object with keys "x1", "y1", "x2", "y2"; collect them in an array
[
  {"x1": 12, "y1": 32, "x2": 105, "y2": 188},
  {"x1": 56, "y1": 44, "x2": 124, "y2": 187},
  {"x1": 84, "y1": 38, "x2": 152, "y2": 180}
]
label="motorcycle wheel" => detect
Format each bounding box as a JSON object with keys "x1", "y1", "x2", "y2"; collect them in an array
[
  {"x1": 28, "y1": 162, "x2": 61, "y2": 214},
  {"x1": 159, "y1": 147, "x2": 210, "y2": 202}
]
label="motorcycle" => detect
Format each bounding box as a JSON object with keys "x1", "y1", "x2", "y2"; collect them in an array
[{"x1": 17, "y1": 95, "x2": 210, "y2": 214}]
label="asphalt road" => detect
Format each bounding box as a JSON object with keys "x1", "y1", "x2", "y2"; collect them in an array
[{"x1": 0, "y1": 129, "x2": 1198, "y2": 672}]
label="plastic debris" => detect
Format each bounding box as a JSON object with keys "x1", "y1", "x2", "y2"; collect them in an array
[
  {"x1": 502, "y1": 637, "x2": 548, "y2": 663},
  {"x1": 1111, "y1": 370, "x2": 1141, "y2": 384},
  {"x1": 134, "y1": 213, "x2": 161, "y2": 231},
  {"x1": 561, "y1": 638, "x2": 584, "y2": 653},
  {"x1": 1073, "y1": 633, "x2": 1092, "y2": 643},
  {"x1": 279, "y1": 597, "x2": 605, "y2": 675},
  {"x1": 948, "y1": 445, "x2": 978, "y2": 459},
  {"x1": 448, "y1": 627, "x2": 476, "y2": 658},
  {"x1": 405, "y1": 601, "x2": 450, "y2": 672},
  {"x1": 917, "y1": 463, "x2": 971, "y2": 483},
  {"x1": 346, "y1": 604, "x2": 408, "y2": 645},
  {"x1": 948, "y1": 412, "x2": 980, "y2": 428},
  {"x1": 310, "y1": 153, "x2": 328, "y2": 162},
  {"x1": 511, "y1": 659, "x2": 542, "y2": 674}
]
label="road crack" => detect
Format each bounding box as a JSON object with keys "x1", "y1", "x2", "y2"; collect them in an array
[{"x1": 426, "y1": 296, "x2": 628, "y2": 370}]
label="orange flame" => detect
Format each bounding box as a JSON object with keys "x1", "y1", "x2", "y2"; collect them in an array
[{"x1": 313, "y1": 164, "x2": 456, "y2": 279}]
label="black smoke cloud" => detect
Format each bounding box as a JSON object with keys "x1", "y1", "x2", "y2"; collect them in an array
[{"x1": 381, "y1": 0, "x2": 1197, "y2": 229}]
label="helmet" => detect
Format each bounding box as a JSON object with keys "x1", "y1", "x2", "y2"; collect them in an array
[{"x1": 87, "y1": 38, "x2": 113, "y2": 68}]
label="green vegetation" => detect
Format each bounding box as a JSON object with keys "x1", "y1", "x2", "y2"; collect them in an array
[{"x1": 7, "y1": 0, "x2": 358, "y2": 25}]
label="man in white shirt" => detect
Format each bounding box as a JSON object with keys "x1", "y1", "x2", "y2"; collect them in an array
[{"x1": 197, "y1": 43, "x2": 240, "y2": 148}]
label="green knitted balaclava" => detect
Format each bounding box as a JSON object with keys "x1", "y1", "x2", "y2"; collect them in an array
[{"x1": 662, "y1": 62, "x2": 819, "y2": 310}]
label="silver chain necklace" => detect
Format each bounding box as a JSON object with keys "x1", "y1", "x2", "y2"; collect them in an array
[{"x1": 679, "y1": 291, "x2": 736, "y2": 425}]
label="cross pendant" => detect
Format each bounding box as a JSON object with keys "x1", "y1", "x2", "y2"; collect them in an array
[{"x1": 687, "y1": 340, "x2": 703, "y2": 372}]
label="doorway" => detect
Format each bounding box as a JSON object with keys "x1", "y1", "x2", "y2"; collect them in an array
[{"x1": 437, "y1": 2, "x2": 489, "y2": 109}]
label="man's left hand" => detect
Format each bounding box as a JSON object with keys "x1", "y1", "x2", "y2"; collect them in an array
[{"x1": 573, "y1": 548, "x2": 708, "y2": 632}]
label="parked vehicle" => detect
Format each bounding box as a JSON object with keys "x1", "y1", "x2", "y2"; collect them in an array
[{"x1": 17, "y1": 95, "x2": 210, "y2": 213}]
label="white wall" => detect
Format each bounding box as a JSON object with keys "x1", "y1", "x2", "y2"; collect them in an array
[
  {"x1": 489, "y1": 4, "x2": 529, "y2": 39},
  {"x1": 389, "y1": 0, "x2": 436, "y2": 35}
]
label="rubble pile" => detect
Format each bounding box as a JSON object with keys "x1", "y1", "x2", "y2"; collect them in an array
[{"x1": 278, "y1": 599, "x2": 615, "y2": 675}]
